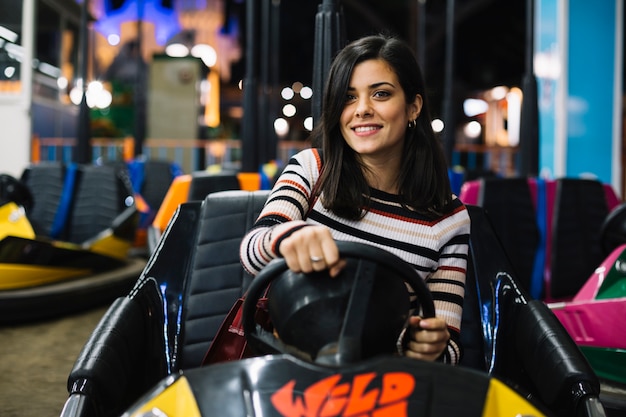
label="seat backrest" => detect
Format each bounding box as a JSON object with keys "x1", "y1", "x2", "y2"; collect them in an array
[
  {"x1": 20, "y1": 161, "x2": 70, "y2": 237},
  {"x1": 547, "y1": 178, "x2": 611, "y2": 300},
  {"x1": 460, "y1": 177, "x2": 542, "y2": 296},
  {"x1": 67, "y1": 164, "x2": 135, "y2": 244},
  {"x1": 136, "y1": 159, "x2": 179, "y2": 212},
  {"x1": 178, "y1": 190, "x2": 270, "y2": 369},
  {"x1": 187, "y1": 171, "x2": 241, "y2": 201},
  {"x1": 147, "y1": 172, "x2": 241, "y2": 253},
  {"x1": 479, "y1": 177, "x2": 541, "y2": 293}
]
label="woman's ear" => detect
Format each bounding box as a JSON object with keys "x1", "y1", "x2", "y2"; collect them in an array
[{"x1": 410, "y1": 94, "x2": 423, "y2": 120}]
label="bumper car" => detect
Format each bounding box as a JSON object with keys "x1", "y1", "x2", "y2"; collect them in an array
[
  {"x1": 548, "y1": 243, "x2": 626, "y2": 386},
  {"x1": 546, "y1": 203, "x2": 626, "y2": 407},
  {"x1": 460, "y1": 177, "x2": 626, "y2": 411},
  {"x1": 60, "y1": 190, "x2": 615, "y2": 417},
  {"x1": 0, "y1": 163, "x2": 146, "y2": 323},
  {"x1": 122, "y1": 242, "x2": 549, "y2": 417}
]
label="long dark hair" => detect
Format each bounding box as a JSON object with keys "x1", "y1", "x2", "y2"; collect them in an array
[{"x1": 311, "y1": 34, "x2": 452, "y2": 220}]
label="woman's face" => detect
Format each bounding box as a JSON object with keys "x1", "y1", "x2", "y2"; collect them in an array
[{"x1": 339, "y1": 59, "x2": 422, "y2": 162}]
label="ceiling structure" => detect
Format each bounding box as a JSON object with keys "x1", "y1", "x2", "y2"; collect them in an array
[{"x1": 233, "y1": 0, "x2": 527, "y2": 118}]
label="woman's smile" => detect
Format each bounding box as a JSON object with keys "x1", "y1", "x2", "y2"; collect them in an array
[{"x1": 352, "y1": 124, "x2": 382, "y2": 136}]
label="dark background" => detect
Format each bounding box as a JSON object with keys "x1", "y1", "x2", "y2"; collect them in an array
[{"x1": 229, "y1": 0, "x2": 528, "y2": 120}]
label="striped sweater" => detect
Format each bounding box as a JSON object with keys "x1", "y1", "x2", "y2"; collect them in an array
[{"x1": 240, "y1": 148, "x2": 471, "y2": 364}]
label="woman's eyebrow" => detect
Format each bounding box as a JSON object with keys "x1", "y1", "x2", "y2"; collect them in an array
[{"x1": 347, "y1": 81, "x2": 397, "y2": 91}]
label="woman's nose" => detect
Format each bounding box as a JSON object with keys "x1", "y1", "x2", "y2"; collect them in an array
[{"x1": 355, "y1": 98, "x2": 372, "y2": 117}]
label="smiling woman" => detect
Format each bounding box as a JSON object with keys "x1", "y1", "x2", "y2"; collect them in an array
[{"x1": 240, "y1": 34, "x2": 471, "y2": 366}]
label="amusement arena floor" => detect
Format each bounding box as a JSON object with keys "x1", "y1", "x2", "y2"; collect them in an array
[{"x1": 0, "y1": 304, "x2": 110, "y2": 417}]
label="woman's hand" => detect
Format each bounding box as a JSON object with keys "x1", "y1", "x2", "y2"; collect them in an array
[
  {"x1": 279, "y1": 226, "x2": 345, "y2": 277},
  {"x1": 404, "y1": 316, "x2": 450, "y2": 362}
]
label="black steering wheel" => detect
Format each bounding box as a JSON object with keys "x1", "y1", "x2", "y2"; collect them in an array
[
  {"x1": 0, "y1": 174, "x2": 33, "y2": 212},
  {"x1": 242, "y1": 240, "x2": 435, "y2": 366}
]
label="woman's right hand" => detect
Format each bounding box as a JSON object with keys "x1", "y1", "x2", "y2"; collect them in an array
[{"x1": 279, "y1": 226, "x2": 345, "y2": 277}]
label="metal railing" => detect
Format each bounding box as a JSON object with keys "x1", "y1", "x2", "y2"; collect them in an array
[{"x1": 32, "y1": 136, "x2": 311, "y2": 173}]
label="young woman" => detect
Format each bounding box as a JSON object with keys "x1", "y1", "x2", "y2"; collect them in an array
[{"x1": 240, "y1": 34, "x2": 470, "y2": 365}]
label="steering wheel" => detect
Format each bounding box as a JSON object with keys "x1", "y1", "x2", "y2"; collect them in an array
[
  {"x1": 0, "y1": 174, "x2": 33, "y2": 212},
  {"x1": 600, "y1": 202, "x2": 626, "y2": 255},
  {"x1": 242, "y1": 240, "x2": 435, "y2": 366}
]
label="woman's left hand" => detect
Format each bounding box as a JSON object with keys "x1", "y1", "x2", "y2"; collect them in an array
[{"x1": 404, "y1": 316, "x2": 450, "y2": 362}]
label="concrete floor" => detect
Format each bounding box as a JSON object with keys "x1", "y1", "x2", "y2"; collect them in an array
[{"x1": 0, "y1": 305, "x2": 109, "y2": 417}]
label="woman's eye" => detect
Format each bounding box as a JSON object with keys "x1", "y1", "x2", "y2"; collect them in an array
[
  {"x1": 373, "y1": 90, "x2": 390, "y2": 98},
  {"x1": 345, "y1": 94, "x2": 356, "y2": 102}
]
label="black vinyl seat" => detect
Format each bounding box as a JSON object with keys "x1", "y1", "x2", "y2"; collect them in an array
[
  {"x1": 136, "y1": 159, "x2": 178, "y2": 213},
  {"x1": 549, "y1": 178, "x2": 611, "y2": 300},
  {"x1": 20, "y1": 161, "x2": 71, "y2": 237},
  {"x1": 473, "y1": 177, "x2": 541, "y2": 294},
  {"x1": 187, "y1": 171, "x2": 240, "y2": 201},
  {"x1": 66, "y1": 164, "x2": 136, "y2": 244},
  {"x1": 179, "y1": 189, "x2": 263, "y2": 368},
  {"x1": 61, "y1": 191, "x2": 604, "y2": 417}
]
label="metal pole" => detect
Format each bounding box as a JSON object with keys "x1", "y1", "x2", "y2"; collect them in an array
[
  {"x1": 441, "y1": 0, "x2": 455, "y2": 166},
  {"x1": 242, "y1": 0, "x2": 259, "y2": 171},
  {"x1": 519, "y1": 0, "x2": 539, "y2": 177},
  {"x1": 267, "y1": 0, "x2": 281, "y2": 162},
  {"x1": 76, "y1": 0, "x2": 91, "y2": 164},
  {"x1": 416, "y1": 0, "x2": 427, "y2": 79},
  {"x1": 311, "y1": 0, "x2": 345, "y2": 126},
  {"x1": 260, "y1": 0, "x2": 271, "y2": 165},
  {"x1": 134, "y1": 0, "x2": 146, "y2": 157},
  {"x1": 18, "y1": 0, "x2": 35, "y2": 175}
]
